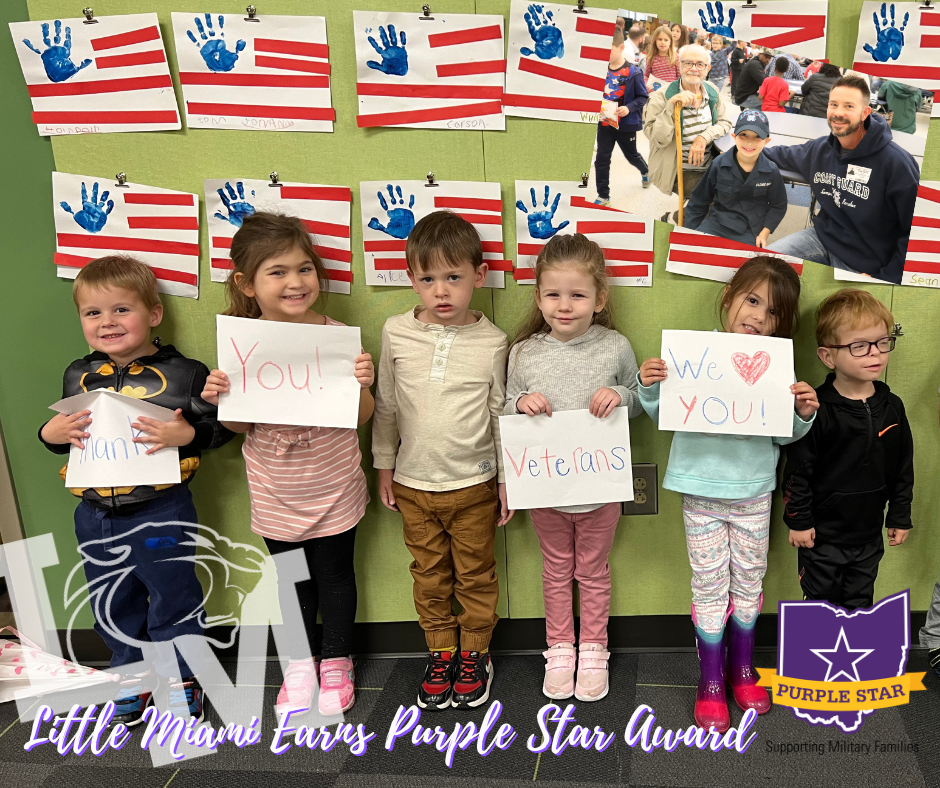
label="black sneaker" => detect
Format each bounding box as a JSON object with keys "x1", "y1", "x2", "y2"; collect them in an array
[
  {"x1": 109, "y1": 672, "x2": 155, "y2": 727},
  {"x1": 452, "y1": 651, "x2": 493, "y2": 709},
  {"x1": 159, "y1": 676, "x2": 205, "y2": 723},
  {"x1": 417, "y1": 651, "x2": 456, "y2": 711},
  {"x1": 929, "y1": 648, "x2": 940, "y2": 679}
]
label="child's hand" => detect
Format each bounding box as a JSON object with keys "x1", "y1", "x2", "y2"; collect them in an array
[
  {"x1": 590, "y1": 387, "x2": 622, "y2": 418},
  {"x1": 791, "y1": 381, "x2": 819, "y2": 419},
  {"x1": 517, "y1": 392, "x2": 552, "y2": 417},
  {"x1": 497, "y1": 483, "x2": 514, "y2": 527},
  {"x1": 355, "y1": 352, "x2": 375, "y2": 388},
  {"x1": 639, "y1": 358, "x2": 667, "y2": 387},
  {"x1": 755, "y1": 229, "x2": 770, "y2": 248},
  {"x1": 201, "y1": 369, "x2": 230, "y2": 406},
  {"x1": 40, "y1": 410, "x2": 92, "y2": 449},
  {"x1": 887, "y1": 528, "x2": 910, "y2": 546},
  {"x1": 788, "y1": 528, "x2": 815, "y2": 548},
  {"x1": 616, "y1": 106, "x2": 630, "y2": 116},
  {"x1": 132, "y1": 409, "x2": 196, "y2": 455},
  {"x1": 378, "y1": 468, "x2": 398, "y2": 512}
]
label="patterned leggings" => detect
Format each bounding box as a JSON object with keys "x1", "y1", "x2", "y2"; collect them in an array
[{"x1": 682, "y1": 493, "x2": 772, "y2": 635}]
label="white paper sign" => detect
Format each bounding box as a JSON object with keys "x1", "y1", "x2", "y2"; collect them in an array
[
  {"x1": 852, "y1": 2, "x2": 940, "y2": 93},
  {"x1": 658, "y1": 330, "x2": 794, "y2": 437},
  {"x1": 499, "y1": 409, "x2": 634, "y2": 510},
  {"x1": 216, "y1": 315, "x2": 361, "y2": 428},
  {"x1": 50, "y1": 390, "x2": 181, "y2": 488}
]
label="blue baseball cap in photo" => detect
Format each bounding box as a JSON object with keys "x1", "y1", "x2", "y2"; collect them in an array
[{"x1": 734, "y1": 109, "x2": 770, "y2": 139}]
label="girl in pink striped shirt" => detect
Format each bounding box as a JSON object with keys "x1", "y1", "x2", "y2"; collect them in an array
[
  {"x1": 644, "y1": 25, "x2": 681, "y2": 92},
  {"x1": 201, "y1": 213, "x2": 374, "y2": 719}
]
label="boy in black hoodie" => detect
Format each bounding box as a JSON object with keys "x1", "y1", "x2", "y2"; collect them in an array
[
  {"x1": 39, "y1": 256, "x2": 233, "y2": 725},
  {"x1": 782, "y1": 289, "x2": 912, "y2": 610}
]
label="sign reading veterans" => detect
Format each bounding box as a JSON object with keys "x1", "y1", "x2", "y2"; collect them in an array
[
  {"x1": 499, "y1": 409, "x2": 634, "y2": 510},
  {"x1": 658, "y1": 330, "x2": 795, "y2": 438}
]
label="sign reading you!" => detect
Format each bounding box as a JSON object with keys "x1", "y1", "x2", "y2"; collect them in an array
[
  {"x1": 658, "y1": 330, "x2": 795, "y2": 438},
  {"x1": 499, "y1": 409, "x2": 633, "y2": 510},
  {"x1": 216, "y1": 315, "x2": 361, "y2": 429}
]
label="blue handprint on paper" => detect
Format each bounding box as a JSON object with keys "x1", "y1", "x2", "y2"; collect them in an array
[
  {"x1": 22, "y1": 20, "x2": 92, "y2": 83},
  {"x1": 862, "y1": 3, "x2": 909, "y2": 63},
  {"x1": 520, "y1": 4, "x2": 564, "y2": 60},
  {"x1": 516, "y1": 186, "x2": 570, "y2": 240},
  {"x1": 60, "y1": 182, "x2": 114, "y2": 233},
  {"x1": 368, "y1": 185, "x2": 415, "y2": 239},
  {"x1": 214, "y1": 182, "x2": 256, "y2": 228},
  {"x1": 366, "y1": 25, "x2": 409, "y2": 76},
  {"x1": 187, "y1": 14, "x2": 246, "y2": 73},
  {"x1": 698, "y1": 2, "x2": 735, "y2": 37}
]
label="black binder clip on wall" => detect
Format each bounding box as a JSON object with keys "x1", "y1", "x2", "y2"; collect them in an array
[
  {"x1": 573, "y1": 0, "x2": 588, "y2": 14},
  {"x1": 920, "y1": 0, "x2": 932, "y2": 10},
  {"x1": 742, "y1": 1, "x2": 758, "y2": 8},
  {"x1": 245, "y1": 5, "x2": 260, "y2": 22},
  {"x1": 420, "y1": 4, "x2": 434, "y2": 21},
  {"x1": 893, "y1": 322, "x2": 904, "y2": 338},
  {"x1": 579, "y1": 173, "x2": 589, "y2": 188},
  {"x1": 82, "y1": 7, "x2": 97, "y2": 24},
  {"x1": 269, "y1": 172, "x2": 282, "y2": 188},
  {"x1": 114, "y1": 172, "x2": 129, "y2": 188},
  {"x1": 425, "y1": 172, "x2": 438, "y2": 188}
]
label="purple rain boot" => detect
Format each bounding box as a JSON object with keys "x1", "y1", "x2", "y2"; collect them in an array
[
  {"x1": 694, "y1": 625, "x2": 730, "y2": 733},
  {"x1": 726, "y1": 613, "x2": 771, "y2": 715}
]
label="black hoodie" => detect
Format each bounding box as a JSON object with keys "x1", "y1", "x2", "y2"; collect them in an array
[
  {"x1": 781, "y1": 373, "x2": 913, "y2": 545},
  {"x1": 762, "y1": 112, "x2": 920, "y2": 284}
]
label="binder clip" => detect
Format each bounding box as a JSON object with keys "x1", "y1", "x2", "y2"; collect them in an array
[
  {"x1": 82, "y1": 7, "x2": 97, "y2": 24},
  {"x1": 579, "y1": 173, "x2": 589, "y2": 188},
  {"x1": 742, "y1": 0, "x2": 758, "y2": 7},
  {"x1": 892, "y1": 322, "x2": 904, "y2": 338},
  {"x1": 573, "y1": 0, "x2": 588, "y2": 13},
  {"x1": 420, "y1": 4, "x2": 434, "y2": 20},
  {"x1": 269, "y1": 171, "x2": 282, "y2": 188},
  {"x1": 919, "y1": 0, "x2": 932, "y2": 9},
  {"x1": 114, "y1": 172, "x2": 129, "y2": 188},
  {"x1": 425, "y1": 172, "x2": 438, "y2": 188},
  {"x1": 245, "y1": 5, "x2": 260, "y2": 22}
]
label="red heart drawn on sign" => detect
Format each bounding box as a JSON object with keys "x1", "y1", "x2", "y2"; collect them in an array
[{"x1": 731, "y1": 351, "x2": 771, "y2": 386}]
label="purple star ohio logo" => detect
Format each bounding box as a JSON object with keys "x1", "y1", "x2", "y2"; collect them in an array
[{"x1": 777, "y1": 591, "x2": 909, "y2": 733}]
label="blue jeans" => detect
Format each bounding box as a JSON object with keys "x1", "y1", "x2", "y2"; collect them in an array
[
  {"x1": 73, "y1": 484, "x2": 206, "y2": 677},
  {"x1": 767, "y1": 227, "x2": 854, "y2": 272},
  {"x1": 692, "y1": 217, "x2": 757, "y2": 246},
  {"x1": 739, "y1": 94, "x2": 762, "y2": 109},
  {"x1": 711, "y1": 77, "x2": 726, "y2": 93}
]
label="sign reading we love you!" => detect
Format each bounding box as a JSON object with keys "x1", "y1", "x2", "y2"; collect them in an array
[
  {"x1": 499, "y1": 409, "x2": 634, "y2": 510},
  {"x1": 216, "y1": 315, "x2": 361, "y2": 429},
  {"x1": 658, "y1": 330, "x2": 795, "y2": 438}
]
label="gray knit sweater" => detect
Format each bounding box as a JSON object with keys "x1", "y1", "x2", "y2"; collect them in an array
[{"x1": 503, "y1": 324, "x2": 642, "y2": 513}]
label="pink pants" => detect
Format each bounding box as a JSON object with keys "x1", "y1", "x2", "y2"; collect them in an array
[{"x1": 530, "y1": 502, "x2": 622, "y2": 647}]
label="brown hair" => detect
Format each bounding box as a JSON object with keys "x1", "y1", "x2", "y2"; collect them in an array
[
  {"x1": 815, "y1": 289, "x2": 894, "y2": 347},
  {"x1": 510, "y1": 234, "x2": 614, "y2": 358},
  {"x1": 719, "y1": 256, "x2": 801, "y2": 338},
  {"x1": 73, "y1": 255, "x2": 161, "y2": 311},
  {"x1": 647, "y1": 25, "x2": 677, "y2": 65},
  {"x1": 833, "y1": 73, "x2": 870, "y2": 104},
  {"x1": 628, "y1": 25, "x2": 645, "y2": 43},
  {"x1": 406, "y1": 210, "x2": 483, "y2": 272},
  {"x1": 671, "y1": 23, "x2": 689, "y2": 50},
  {"x1": 612, "y1": 27, "x2": 625, "y2": 47},
  {"x1": 819, "y1": 62, "x2": 841, "y2": 78},
  {"x1": 225, "y1": 212, "x2": 328, "y2": 319}
]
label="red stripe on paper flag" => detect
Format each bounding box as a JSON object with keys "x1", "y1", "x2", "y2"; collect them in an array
[
  {"x1": 750, "y1": 15, "x2": 826, "y2": 50},
  {"x1": 127, "y1": 216, "x2": 199, "y2": 230},
  {"x1": 255, "y1": 55, "x2": 331, "y2": 74},
  {"x1": 482, "y1": 241, "x2": 504, "y2": 254},
  {"x1": 95, "y1": 49, "x2": 166, "y2": 69},
  {"x1": 570, "y1": 195, "x2": 625, "y2": 212},
  {"x1": 33, "y1": 110, "x2": 177, "y2": 125},
  {"x1": 922, "y1": 35, "x2": 940, "y2": 47},
  {"x1": 365, "y1": 240, "x2": 406, "y2": 252},
  {"x1": 28, "y1": 74, "x2": 172, "y2": 97},
  {"x1": 356, "y1": 100, "x2": 503, "y2": 128},
  {"x1": 670, "y1": 250, "x2": 754, "y2": 269},
  {"x1": 437, "y1": 59, "x2": 507, "y2": 77},
  {"x1": 483, "y1": 260, "x2": 513, "y2": 271},
  {"x1": 428, "y1": 25, "x2": 503, "y2": 47},
  {"x1": 922, "y1": 12, "x2": 940, "y2": 25},
  {"x1": 357, "y1": 83, "x2": 502, "y2": 100},
  {"x1": 908, "y1": 240, "x2": 940, "y2": 254},
  {"x1": 56, "y1": 253, "x2": 197, "y2": 286},
  {"x1": 124, "y1": 192, "x2": 194, "y2": 206},
  {"x1": 181, "y1": 72, "x2": 329, "y2": 88},
  {"x1": 456, "y1": 213, "x2": 501, "y2": 225},
  {"x1": 374, "y1": 258, "x2": 408, "y2": 270},
  {"x1": 601, "y1": 249, "x2": 654, "y2": 263},
  {"x1": 314, "y1": 245, "x2": 352, "y2": 263},
  {"x1": 435, "y1": 196, "x2": 502, "y2": 212},
  {"x1": 913, "y1": 216, "x2": 940, "y2": 229},
  {"x1": 303, "y1": 219, "x2": 350, "y2": 238},
  {"x1": 518, "y1": 58, "x2": 605, "y2": 92},
  {"x1": 325, "y1": 269, "x2": 353, "y2": 283},
  {"x1": 280, "y1": 186, "x2": 351, "y2": 202},
  {"x1": 212, "y1": 237, "x2": 233, "y2": 249},
  {"x1": 575, "y1": 17, "x2": 616, "y2": 37},
  {"x1": 578, "y1": 220, "x2": 645, "y2": 234},
  {"x1": 90, "y1": 25, "x2": 160, "y2": 51},
  {"x1": 670, "y1": 230, "x2": 765, "y2": 253},
  {"x1": 580, "y1": 46, "x2": 611, "y2": 61},
  {"x1": 606, "y1": 265, "x2": 650, "y2": 277},
  {"x1": 502, "y1": 93, "x2": 604, "y2": 113},
  {"x1": 255, "y1": 39, "x2": 329, "y2": 59},
  {"x1": 518, "y1": 243, "x2": 546, "y2": 256},
  {"x1": 917, "y1": 184, "x2": 940, "y2": 203},
  {"x1": 211, "y1": 257, "x2": 234, "y2": 270},
  {"x1": 188, "y1": 103, "x2": 336, "y2": 121},
  {"x1": 58, "y1": 233, "x2": 198, "y2": 257},
  {"x1": 513, "y1": 267, "x2": 536, "y2": 280},
  {"x1": 851, "y1": 62, "x2": 940, "y2": 79},
  {"x1": 905, "y1": 260, "x2": 940, "y2": 274}
]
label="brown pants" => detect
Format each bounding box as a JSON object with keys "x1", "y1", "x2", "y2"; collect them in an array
[{"x1": 393, "y1": 479, "x2": 500, "y2": 652}]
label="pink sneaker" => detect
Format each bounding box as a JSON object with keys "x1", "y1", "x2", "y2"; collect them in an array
[
  {"x1": 318, "y1": 656, "x2": 356, "y2": 715},
  {"x1": 542, "y1": 643, "x2": 576, "y2": 700},
  {"x1": 275, "y1": 657, "x2": 318, "y2": 717},
  {"x1": 575, "y1": 643, "x2": 610, "y2": 702}
]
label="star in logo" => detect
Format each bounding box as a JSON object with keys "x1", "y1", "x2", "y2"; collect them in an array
[{"x1": 810, "y1": 628, "x2": 873, "y2": 682}]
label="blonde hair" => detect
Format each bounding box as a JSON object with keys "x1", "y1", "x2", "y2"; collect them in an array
[
  {"x1": 647, "y1": 25, "x2": 677, "y2": 65},
  {"x1": 73, "y1": 255, "x2": 161, "y2": 311},
  {"x1": 815, "y1": 289, "x2": 894, "y2": 348}
]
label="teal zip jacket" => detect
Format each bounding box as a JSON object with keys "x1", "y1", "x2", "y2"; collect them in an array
[{"x1": 637, "y1": 373, "x2": 814, "y2": 499}]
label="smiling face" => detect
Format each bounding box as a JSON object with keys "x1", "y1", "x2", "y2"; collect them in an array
[
  {"x1": 734, "y1": 129, "x2": 770, "y2": 163},
  {"x1": 818, "y1": 320, "x2": 892, "y2": 385},
  {"x1": 827, "y1": 86, "x2": 871, "y2": 138},
  {"x1": 408, "y1": 258, "x2": 487, "y2": 327},
  {"x1": 535, "y1": 264, "x2": 607, "y2": 342},
  {"x1": 723, "y1": 278, "x2": 778, "y2": 336},
  {"x1": 76, "y1": 285, "x2": 163, "y2": 366},
  {"x1": 235, "y1": 244, "x2": 321, "y2": 323},
  {"x1": 679, "y1": 45, "x2": 710, "y2": 88}
]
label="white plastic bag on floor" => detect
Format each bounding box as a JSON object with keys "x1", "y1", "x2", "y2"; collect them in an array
[{"x1": 0, "y1": 627, "x2": 118, "y2": 702}]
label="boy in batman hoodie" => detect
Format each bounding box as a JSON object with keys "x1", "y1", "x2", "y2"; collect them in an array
[
  {"x1": 782, "y1": 290, "x2": 913, "y2": 610},
  {"x1": 763, "y1": 75, "x2": 919, "y2": 285}
]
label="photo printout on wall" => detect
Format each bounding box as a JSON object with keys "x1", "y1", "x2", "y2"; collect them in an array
[
  {"x1": 8, "y1": 13, "x2": 180, "y2": 135},
  {"x1": 204, "y1": 178, "x2": 352, "y2": 294},
  {"x1": 53, "y1": 172, "x2": 199, "y2": 298},
  {"x1": 353, "y1": 10, "x2": 505, "y2": 130},
  {"x1": 666, "y1": 225, "x2": 803, "y2": 283},
  {"x1": 514, "y1": 181, "x2": 654, "y2": 286},
  {"x1": 359, "y1": 180, "x2": 510, "y2": 287},
  {"x1": 171, "y1": 13, "x2": 334, "y2": 132},
  {"x1": 504, "y1": 0, "x2": 617, "y2": 123}
]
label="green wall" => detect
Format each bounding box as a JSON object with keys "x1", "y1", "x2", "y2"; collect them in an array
[{"x1": 2, "y1": 0, "x2": 938, "y2": 634}]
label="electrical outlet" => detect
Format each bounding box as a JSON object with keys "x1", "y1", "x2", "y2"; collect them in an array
[{"x1": 621, "y1": 463, "x2": 658, "y2": 516}]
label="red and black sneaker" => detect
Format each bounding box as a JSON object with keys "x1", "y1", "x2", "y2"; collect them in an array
[
  {"x1": 452, "y1": 651, "x2": 493, "y2": 709},
  {"x1": 417, "y1": 650, "x2": 456, "y2": 711}
]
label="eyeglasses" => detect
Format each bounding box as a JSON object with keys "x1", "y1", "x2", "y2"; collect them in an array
[
  {"x1": 823, "y1": 336, "x2": 897, "y2": 357},
  {"x1": 680, "y1": 60, "x2": 709, "y2": 70}
]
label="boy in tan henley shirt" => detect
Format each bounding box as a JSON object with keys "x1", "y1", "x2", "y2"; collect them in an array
[{"x1": 373, "y1": 211, "x2": 511, "y2": 712}]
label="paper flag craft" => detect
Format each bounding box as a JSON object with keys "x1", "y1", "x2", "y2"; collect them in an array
[
  {"x1": 205, "y1": 178, "x2": 352, "y2": 294},
  {"x1": 360, "y1": 181, "x2": 510, "y2": 288},
  {"x1": 8, "y1": 13, "x2": 180, "y2": 136},
  {"x1": 683, "y1": 1, "x2": 828, "y2": 60},
  {"x1": 504, "y1": 0, "x2": 617, "y2": 123},
  {"x1": 514, "y1": 181, "x2": 654, "y2": 286},
  {"x1": 171, "y1": 13, "x2": 334, "y2": 132},
  {"x1": 852, "y1": 2, "x2": 940, "y2": 93},
  {"x1": 353, "y1": 10, "x2": 505, "y2": 130},
  {"x1": 665, "y1": 225, "x2": 804, "y2": 283},
  {"x1": 53, "y1": 172, "x2": 199, "y2": 298},
  {"x1": 49, "y1": 390, "x2": 182, "y2": 489}
]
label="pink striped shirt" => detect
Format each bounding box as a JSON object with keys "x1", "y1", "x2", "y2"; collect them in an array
[
  {"x1": 645, "y1": 55, "x2": 681, "y2": 84},
  {"x1": 242, "y1": 317, "x2": 369, "y2": 541}
]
